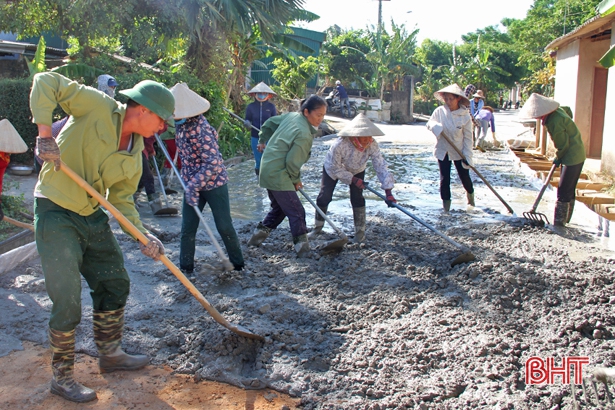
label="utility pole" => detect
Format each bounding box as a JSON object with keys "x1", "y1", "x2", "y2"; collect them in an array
[{"x1": 376, "y1": 0, "x2": 391, "y2": 38}]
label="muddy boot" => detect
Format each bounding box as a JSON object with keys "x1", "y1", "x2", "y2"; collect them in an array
[
  {"x1": 466, "y1": 192, "x2": 475, "y2": 206},
  {"x1": 49, "y1": 328, "x2": 97, "y2": 403},
  {"x1": 567, "y1": 200, "x2": 575, "y2": 223},
  {"x1": 94, "y1": 308, "x2": 149, "y2": 373},
  {"x1": 247, "y1": 222, "x2": 272, "y2": 246},
  {"x1": 353, "y1": 207, "x2": 366, "y2": 243},
  {"x1": 553, "y1": 201, "x2": 570, "y2": 227},
  {"x1": 293, "y1": 234, "x2": 310, "y2": 257},
  {"x1": 254, "y1": 168, "x2": 259, "y2": 177},
  {"x1": 307, "y1": 207, "x2": 327, "y2": 239},
  {"x1": 443, "y1": 200, "x2": 452, "y2": 212}
]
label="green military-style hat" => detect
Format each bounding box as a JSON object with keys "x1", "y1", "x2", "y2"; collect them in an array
[{"x1": 119, "y1": 80, "x2": 175, "y2": 126}]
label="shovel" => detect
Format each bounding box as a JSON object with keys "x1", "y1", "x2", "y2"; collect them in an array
[
  {"x1": 1, "y1": 215, "x2": 35, "y2": 231},
  {"x1": 437, "y1": 129, "x2": 515, "y2": 214},
  {"x1": 365, "y1": 185, "x2": 475, "y2": 267},
  {"x1": 523, "y1": 163, "x2": 557, "y2": 226},
  {"x1": 58, "y1": 161, "x2": 263, "y2": 341},
  {"x1": 150, "y1": 153, "x2": 179, "y2": 216},
  {"x1": 153, "y1": 133, "x2": 234, "y2": 272},
  {"x1": 223, "y1": 107, "x2": 262, "y2": 134},
  {"x1": 298, "y1": 188, "x2": 348, "y2": 254}
]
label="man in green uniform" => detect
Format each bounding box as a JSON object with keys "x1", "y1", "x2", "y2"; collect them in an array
[{"x1": 31, "y1": 72, "x2": 174, "y2": 402}]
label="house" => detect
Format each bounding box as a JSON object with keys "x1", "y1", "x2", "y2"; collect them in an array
[
  {"x1": 545, "y1": 1, "x2": 615, "y2": 176},
  {"x1": 0, "y1": 33, "x2": 68, "y2": 78}
]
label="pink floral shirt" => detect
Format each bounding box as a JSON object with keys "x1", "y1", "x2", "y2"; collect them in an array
[{"x1": 176, "y1": 115, "x2": 228, "y2": 206}]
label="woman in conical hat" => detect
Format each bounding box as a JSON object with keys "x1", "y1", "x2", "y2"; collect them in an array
[
  {"x1": 169, "y1": 82, "x2": 244, "y2": 272},
  {"x1": 310, "y1": 113, "x2": 396, "y2": 243},
  {"x1": 244, "y1": 82, "x2": 277, "y2": 177},
  {"x1": 0, "y1": 118, "x2": 28, "y2": 219},
  {"x1": 427, "y1": 83, "x2": 475, "y2": 211},
  {"x1": 519, "y1": 93, "x2": 585, "y2": 226}
]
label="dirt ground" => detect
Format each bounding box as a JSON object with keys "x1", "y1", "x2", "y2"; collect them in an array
[{"x1": 1, "y1": 111, "x2": 614, "y2": 409}]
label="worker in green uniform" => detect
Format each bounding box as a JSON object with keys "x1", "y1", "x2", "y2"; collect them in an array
[{"x1": 31, "y1": 72, "x2": 174, "y2": 403}]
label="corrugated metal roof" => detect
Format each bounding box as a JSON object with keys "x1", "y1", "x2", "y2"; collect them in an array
[
  {"x1": 598, "y1": 0, "x2": 615, "y2": 16},
  {"x1": 545, "y1": 14, "x2": 613, "y2": 50}
]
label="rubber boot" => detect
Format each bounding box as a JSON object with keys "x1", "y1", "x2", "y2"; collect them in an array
[
  {"x1": 293, "y1": 234, "x2": 310, "y2": 257},
  {"x1": 567, "y1": 200, "x2": 575, "y2": 223},
  {"x1": 466, "y1": 192, "x2": 475, "y2": 206},
  {"x1": 254, "y1": 168, "x2": 259, "y2": 177},
  {"x1": 148, "y1": 193, "x2": 163, "y2": 215},
  {"x1": 93, "y1": 308, "x2": 149, "y2": 373},
  {"x1": 443, "y1": 200, "x2": 452, "y2": 212},
  {"x1": 553, "y1": 201, "x2": 570, "y2": 227},
  {"x1": 49, "y1": 328, "x2": 97, "y2": 403},
  {"x1": 247, "y1": 222, "x2": 272, "y2": 246},
  {"x1": 308, "y1": 207, "x2": 327, "y2": 239},
  {"x1": 353, "y1": 207, "x2": 366, "y2": 243}
]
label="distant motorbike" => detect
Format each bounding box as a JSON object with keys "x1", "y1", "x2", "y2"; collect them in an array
[{"x1": 325, "y1": 91, "x2": 358, "y2": 118}]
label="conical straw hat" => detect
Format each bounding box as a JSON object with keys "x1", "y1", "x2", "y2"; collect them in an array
[
  {"x1": 472, "y1": 90, "x2": 485, "y2": 99},
  {"x1": 434, "y1": 84, "x2": 470, "y2": 107},
  {"x1": 247, "y1": 82, "x2": 276, "y2": 95},
  {"x1": 518, "y1": 93, "x2": 560, "y2": 119},
  {"x1": 0, "y1": 119, "x2": 27, "y2": 153},
  {"x1": 169, "y1": 83, "x2": 211, "y2": 119},
  {"x1": 337, "y1": 113, "x2": 384, "y2": 137}
]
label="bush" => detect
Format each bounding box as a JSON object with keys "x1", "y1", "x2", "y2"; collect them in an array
[{"x1": 0, "y1": 78, "x2": 37, "y2": 164}]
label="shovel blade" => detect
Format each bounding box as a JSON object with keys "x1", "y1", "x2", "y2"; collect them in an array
[
  {"x1": 165, "y1": 188, "x2": 178, "y2": 195},
  {"x1": 319, "y1": 237, "x2": 349, "y2": 255},
  {"x1": 450, "y1": 251, "x2": 476, "y2": 267},
  {"x1": 154, "y1": 207, "x2": 179, "y2": 216}
]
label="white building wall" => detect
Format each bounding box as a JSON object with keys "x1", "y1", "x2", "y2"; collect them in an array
[{"x1": 553, "y1": 40, "x2": 580, "y2": 113}]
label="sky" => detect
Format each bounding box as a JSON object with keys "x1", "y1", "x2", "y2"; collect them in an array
[{"x1": 294, "y1": 0, "x2": 536, "y2": 44}]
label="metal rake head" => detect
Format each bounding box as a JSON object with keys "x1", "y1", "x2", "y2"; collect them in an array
[
  {"x1": 570, "y1": 368, "x2": 615, "y2": 409},
  {"x1": 523, "y1": 211, "x2": 550, "y2": 226}
]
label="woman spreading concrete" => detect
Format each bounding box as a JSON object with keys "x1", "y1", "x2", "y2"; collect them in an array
[
  {"x1": 427, "y1": 84, "x2": 475, "y2": 211},
  {"x1": 311, "y1": 113, "x2": 396, "y2": 243},
  {"x1": 519, "y1": 93, "x2": 586, "y2": 226},
  {"x1": 248, "y1": 95, "x2": 327, "y2": 257}
]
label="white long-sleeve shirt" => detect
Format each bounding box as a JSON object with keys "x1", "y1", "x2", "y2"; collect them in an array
[
  {"x1": 323, "y1": 137, "x2": 395, "y2": 190},
  {"x1": 427, "y1": 105, "x2": 473, "y2": 165}
]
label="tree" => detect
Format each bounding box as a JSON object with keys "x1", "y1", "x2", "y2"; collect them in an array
[{"x1": 271, "y1": 55, "x2": 319, "y2": 100}]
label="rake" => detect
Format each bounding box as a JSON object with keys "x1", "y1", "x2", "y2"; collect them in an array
[{"x1": 523, "y1": 163, "x2": 557, "y2": 226}]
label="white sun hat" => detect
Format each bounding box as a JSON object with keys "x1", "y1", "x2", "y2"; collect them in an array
[
  {"x1": 0, "y1": 119, "x2": 28, "y2": 153},
  {"x1": 518, "y1": 93, "x2": 560, "y2": 119},
  {"x1": 434, "y1": 84, "x2": 470, "y2": 107},
  {"x1": 337, "y1": 113, "x2": 385, "y2": 137},
  {"x1": 247, "y1": 82, "x2": 276, "y2": 95},
  {"x1": 169, "y1": 83, "x2": 211, "y2": 119}
]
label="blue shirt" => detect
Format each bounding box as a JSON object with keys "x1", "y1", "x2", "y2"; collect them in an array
[
  {"x1": 245, "y1": 100, "x2": 277, "y2": 139},
  {"x1": 336, "y1": 84, "x2": 348, "y2": 99}
]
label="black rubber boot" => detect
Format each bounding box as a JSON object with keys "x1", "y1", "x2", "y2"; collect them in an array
[
  {"x1": 94, "y1": 308, "x2": 149, "y2": 373},
  {"x1": 567, "y1": 200, "x2": 575, "y2": 223},
  {"x1": 49, "y1": 328, "x2": 97, "y2": 403},
  {"x1": 553, "y1": 201, "x2": 570, "y2": 227}
]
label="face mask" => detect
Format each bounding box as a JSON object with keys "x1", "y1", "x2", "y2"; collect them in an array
[
  {"x1": 256, "y1": 93, "x2": 268, "y2": 101},
  {"x1": 175, "y1": 118, "x2": 187, "y2": 125}
]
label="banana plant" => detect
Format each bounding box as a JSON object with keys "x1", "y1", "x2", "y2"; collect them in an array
[{"x1": 26, "y1": 36, "x2": 47, "y2": 78}]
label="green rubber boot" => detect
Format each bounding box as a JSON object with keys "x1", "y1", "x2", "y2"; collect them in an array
[
  {"x1": 443, "y1": 200, "x2": 452, "y2": 212},
  {"x1": 308, "y1": 207, "x2": 327, "y2": 239},
  {"x1": 353, "y1": 207, "x2": 366, "y2": 243},
  {"x1": 247, "y1": 222, "x2": 272, "y2": 246},
  {"x1": 94, "y1": 308, "x2": 149, "y2": 373},
  {"x1": 466, "y1": 192, "x2": 475, "y2": 206},
  {"x1": 293, "y1": 234, "x2": 310, "y2": 257},
  {"x1": 49, "y1": 328, "x2": 97, "y2": 403}
]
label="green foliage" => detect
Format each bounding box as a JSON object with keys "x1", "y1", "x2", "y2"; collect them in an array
[
  {"x1": 0, "y1": 79, "x2": 38, "y2": 164},
  {"x1": 26, "y1": 36, "x2": 47, "y2": 78},
  {"x1": 271, "y1": 56, "x2": 319, "y2": 100},
  {"x1": 0, "y1": 190, "x2": 29, "y2": 242},
  {"x1": 321, "y1": 29, "x2": 373, "y2": 86}
]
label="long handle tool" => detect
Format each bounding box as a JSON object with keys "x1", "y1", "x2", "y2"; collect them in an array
[
  {"x1": 298, "y1": 188, "x2": 348, "y2": 254},
  {"x1": 365, "y1": 185, "x2": 475, "y2": 267},
  {"x1": 223, "y1": 107, "x2": 262, "y2": 134},
  {"x1": 439, "y1": 130, "x2": 514, "y2": 214},
  {"x1": 1, "y1": 215, "x2": 35, "y2": 231},
  {"x1": 150, "y1": 152, "x2": 179, "y2": 216},
  {"x1": 59, "y1": 161, "x2": 262, "y2": 340},
  {"x1": 523, "y1": 163, "x2": 557, "y2": 226},
  {"x1": 154, "y1": 133, "x2": 234, "y2": 271}
]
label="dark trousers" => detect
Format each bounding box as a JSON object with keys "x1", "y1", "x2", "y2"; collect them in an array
[
  {"x1": 438, "y1": 154, "x2": 474, "y2": 201},
  {"x1": 138, "y1": 152, "x2": 156, "y2": 196},
  {"x1": 558, "y1": 162, "x2": 584, "y2": 202},
  {"x1": 316, "y1": 167, "x2": 366, "y2": 209},
  {"x1": 180, "y1": 184, "x2": 244, "y2": 270},
  {"x1": 262, "y1": 190, "x2": 307, "y2": 237},
  {"x1": 35, "y1": 198, "x2": 130, "y2": 331}
]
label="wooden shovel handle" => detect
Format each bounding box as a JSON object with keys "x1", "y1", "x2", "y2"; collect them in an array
[
  {"x1": 2, "y1": 215, "x2": 35, "y2": 232},
  {"x1": 58, "y1": 161, "x2": 260, "y2": 339}
]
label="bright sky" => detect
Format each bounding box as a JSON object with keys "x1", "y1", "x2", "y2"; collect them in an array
[{"x1": 295, "y1": 0, "x2": 536, "y2": 44}]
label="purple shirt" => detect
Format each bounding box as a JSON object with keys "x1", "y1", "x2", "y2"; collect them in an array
[
  {"x1": 475, "y1": 109, "x2": 496, "y2": 132},
  {"x1": 176, "y1": 115, "x2": 228, "y2": 205}
]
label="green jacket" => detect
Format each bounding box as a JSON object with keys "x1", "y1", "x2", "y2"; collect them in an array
[
  {"x1": 31, "y1": 72, "x2": 147, "y2": 235},
  {"x1": 544, "y1": 107, "x2": 586, "y2": 166},
  {"x1": 258, "y1": 112, "x2": 317, "y2": 191}
]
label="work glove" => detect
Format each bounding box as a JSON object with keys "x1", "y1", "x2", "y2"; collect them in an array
[
  {"x1": 36, "y1": 136, "x2": 61, "y2": 171},
  {"x1": 351, "y1": 177, "x2": 366, "y2": 189},
  {"x1": 384, "y1": 189, "x2": 397, "y2": 207},
  {"x1": 140, "y1": 233, "x2": 165, "y2": 260},
  {"x1": 244, "y1": 120, "x2": 252, "y2": 128},
  {"x1": 553, "y1": 158, "x2": 562, "y2": 168}
]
